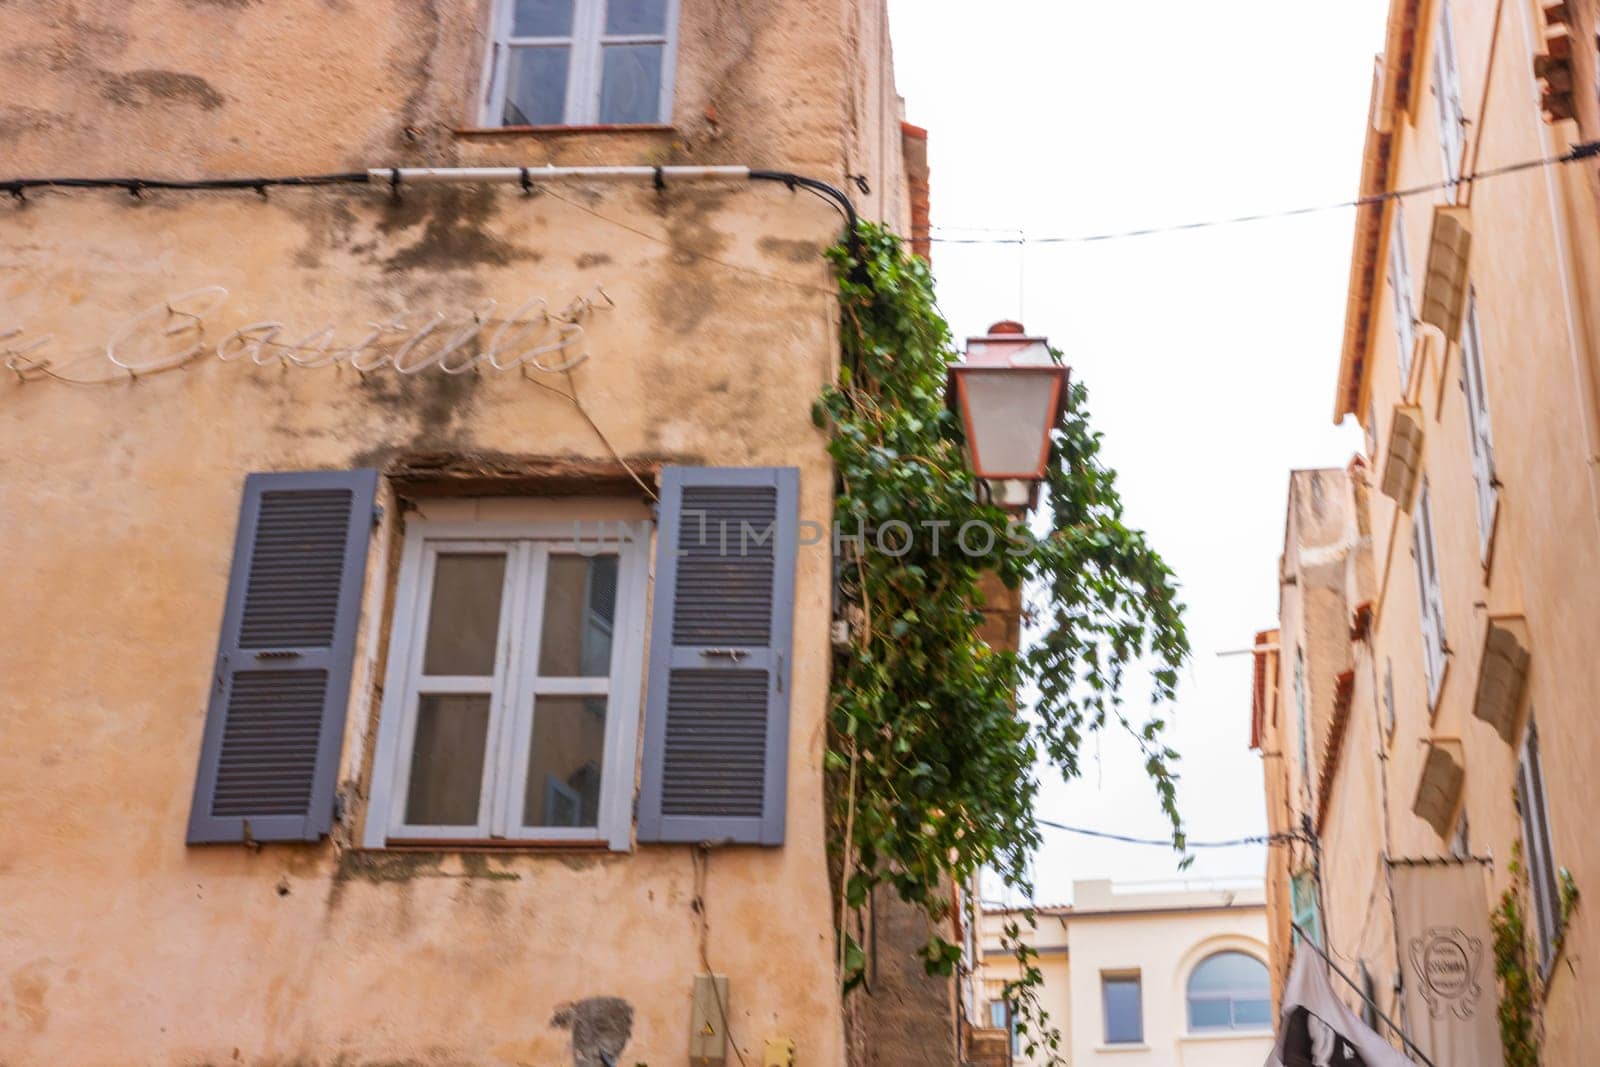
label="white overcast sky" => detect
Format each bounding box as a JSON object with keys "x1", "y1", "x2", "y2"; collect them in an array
[{"x1": 887, "y1": 0, "x2": 1381, "y2": 903}]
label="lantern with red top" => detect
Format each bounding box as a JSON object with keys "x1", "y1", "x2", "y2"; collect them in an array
[{"x1": 946, "y1": 320, "x2": 1071, "y2": 509}]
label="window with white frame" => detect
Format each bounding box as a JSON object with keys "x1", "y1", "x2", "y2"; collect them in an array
[
  {"x1": 481, "y1": 0, "x2": 680, "y2": 127},
  {"x1": 1412, "y1": 482, "x2": 1448, "y2": 708},
  {"x1": 365, "y1": 516, "x2": 648, "y2": 849},
  {"x1": 1388, "y1": 202, "x2": 1417, "y2": 385},
  {"x1": 1518, "y1": 716, "x2": 1564, "y2": 970},
  {"x1": 1101, "y1": 973, "x2": 1143, "y2": 1045},
  {"x1": 1433, "y1": 0, "x2": 1467, "y2": 185},
  {"x1": 1459, "y1": 289, "x2": 1498, "y2": 556},
  {"x1": 1186, "y1": 951, "x2": 1272, "y2": 1032}
]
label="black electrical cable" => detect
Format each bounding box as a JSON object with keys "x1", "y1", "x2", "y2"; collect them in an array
[
  {"x1": 0, "y1": 164, "x2": 866, "y2": 258},
  {"x1": 0, "y1": 171, "x2": 371, "y2": 198},
  {"x1": 748, "y1": 169, "x2": 863, "y2": 262}
]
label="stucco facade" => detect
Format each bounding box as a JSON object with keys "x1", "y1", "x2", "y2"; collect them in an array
[
  {"x1": 0, "y1": 2, "x2": 926, "y2": 1064},
  {"x1": 1255, "y1": 0, "x2": 1600, "y2": 1062},
  {"x1": 979, "y1": 880, "x2": 1273, "y2": 1067}
]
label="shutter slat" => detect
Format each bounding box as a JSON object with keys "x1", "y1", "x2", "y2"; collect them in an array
[
  {"x1": 638, "y1": 468, "x2": 798, "y2": 845},
  {"x1": 187, "y1": 470, "x2": 377, "y2": 844}
]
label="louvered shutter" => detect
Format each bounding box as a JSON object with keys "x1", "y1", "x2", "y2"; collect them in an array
[
  {"x1": 187, "y1": 470, "x2": 378, "y2": 844},
  {"x1": 637, "y1": 467, "x2": 799, "y2": 845}
]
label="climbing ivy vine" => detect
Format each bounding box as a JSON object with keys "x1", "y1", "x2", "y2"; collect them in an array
[
  {"x1": 820, "y1": 223, "x2": 1189, "y2": 1059},
  {"x1": 1492, "y1": 846, "x2": 1540, "y2": 1067}
]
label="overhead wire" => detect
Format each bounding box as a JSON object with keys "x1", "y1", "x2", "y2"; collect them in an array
[
  {"x1": 929, "y1": 139, "x2": 1600, "y2": 246},
  {"x1": 1036, "y1": 818, "x2": 1305, "y2": 849}
]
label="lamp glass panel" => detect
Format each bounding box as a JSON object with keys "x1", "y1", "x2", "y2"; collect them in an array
[{"x1": 961, "y1": 372, "x2": 1057, "y2": 478}]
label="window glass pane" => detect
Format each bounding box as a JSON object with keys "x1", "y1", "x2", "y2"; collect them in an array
[
  {"x1": 405, "y1": 694, "x2": 491, "y2": 825},
  {"x1": 1188, "y1": 998, "x2": 1230, "y2": 1030},
  {"x1": 988, "y1": 1000, "x2": 1008, "y2": 1029},
  {"x1": 1189, "y1": 952, "x2": 1269, "y2": 993},
  {"x1": 512, "y1": 0, "x2": 574, "y2": 36},
  {"x1": 1234, "y1": 997, "x2": 1272, "y2": 1028},
  {"x1": 1103, "y1": 977, "x2": 1142, "y2": 1043},
  {"x1": 423, "y1": 554, "x2": 506, "y2": 675},
  {"x1": 503, "y1": 45, "x2": 570, "y2": 126},
  {"x1": 598, "y1": 43, "x2": 664, "y2": 123},
  {"x1": 522, "y1": 696, "x2": 607, "y2": 827},
  {"x1": 605, "y1": 0, "x2": 668, "y2": 35},
  {"x1": 539, "y1": 554, "x2": 618, "y2": 676}
]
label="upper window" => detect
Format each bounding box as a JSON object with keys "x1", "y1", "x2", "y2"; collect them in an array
[
  {"x1": 1518, "y1": 717, "x2": 1564, "y2": 970},
  {"x1": 988, "y1": 999, "x2": 1019, "y2": 1055},
  {"x1": 482, "y1": 0, "x2": 680, "y2": 127},
  {"x1": 1291, "y1": 869, "x2": 1322, "y2": 948},
  {"x1": 1433, "y1": 0, "x2": 1467, "y2": 185},
  {"x1": 366, "y1": 516, "x2": 649, "y2": 848},
  {"x1": 1382, "y1": 657, "x2": 1396, "y2": 738},
  {"x1": 1412, "y1": 482, "x2": 1448, "y2": 708},
  {"x1": 1459, "y1": 289, "x2": 1498, "y2": 557},
  {"x1": 1388, "y1": 203, "x2": 1417, "y2": 385},
  {"x1": 1186, "y1": 951, "x2": 1271, "y2": 1032},
  {"x1": 1102, "y1": 973, "x2": 1143, "y2": 1045},
  {"x1": 1294, "y1": 648, "x2": 1310, "y2": 796}
]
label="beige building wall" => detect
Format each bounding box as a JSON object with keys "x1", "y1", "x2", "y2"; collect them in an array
[
  {"x1": 980, "y1": 880, "x2": 1272, "y2": 1067},
  {"x1": 1258, "y1": 0, "x2": 1600, "y2": 1060},
  {"x1": 0, "y1": 2, "x2": 922, "y2": 1064}
]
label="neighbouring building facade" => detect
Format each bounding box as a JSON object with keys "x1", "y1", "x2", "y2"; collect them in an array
[
  {"x1": 1254, "y1": 0, "x2": 1600, "y2": 1062},
  {"x1": 978, "y1": 880, "x2": 1274, "y2": 1067},
  {"x1": 0, "y1": 2, "x2": 937, "y2": 1064}
]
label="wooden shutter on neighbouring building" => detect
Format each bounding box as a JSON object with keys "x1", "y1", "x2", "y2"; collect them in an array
[
  {"x1": 187, "y1": 470, "x2": 378, "y2": 844},
  {"x1": 637, "y1": 467, "x2": 799, "y2": 845}
]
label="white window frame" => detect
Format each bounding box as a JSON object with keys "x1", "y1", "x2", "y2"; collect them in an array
[
  {"x1": 1412, "y1": 482, "x2": 1448, "y2": 708},
  {"x1": 1388, "y1": 202, "x2": 1417, "y2": 386},
  {"x1": 1185, "y1": 951, "x2": 1272, "y2": 1034},
  {"x1": 1518, "y1": 717, "x2": 1563, "y2": 972},
  {"x1": 479, "y1": 0, "x2": 682, "y2": 128},
  {"x1": 364, "y1": 519, "x2": 650, "y2": 851},
  {"x1": 1433, "y1": 0, "x2": 1467, "y2": 186},
  {"x1": 1459, "y1": 288, "x2": 1498, "y2": 558}
]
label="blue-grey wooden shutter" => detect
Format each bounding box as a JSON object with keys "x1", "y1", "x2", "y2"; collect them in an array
[
  {"x1": 187, "y1": 469, "x2": 378, "y2": 844},
  {"x1": 637, "y1": 467, "x2": 799, "y2": 845}
]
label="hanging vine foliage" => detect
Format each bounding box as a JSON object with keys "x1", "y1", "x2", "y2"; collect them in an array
[{"x1": 820, "y1": 223, "x2": 1189, "y2": 1058}]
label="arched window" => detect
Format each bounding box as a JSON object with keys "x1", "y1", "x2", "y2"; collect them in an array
[{"x1": 1187, "y1": 951, "x2": 1271, "y2": 1032}]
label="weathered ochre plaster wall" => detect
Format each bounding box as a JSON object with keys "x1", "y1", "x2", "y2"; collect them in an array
[
  {"x1": 1271, "y1": 1, "x2": 1600, "y2": 1059},
  {"x1": 0, "y1": 1, "x2": 915, "y2": 1063},
  {"x1": 0, "y1": 0, "x2": 868, "y2": 175}
]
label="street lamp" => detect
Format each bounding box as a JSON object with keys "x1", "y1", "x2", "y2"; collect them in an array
[{"x1": 946, "y1": 320, "x2": 1071, "y2": 509}]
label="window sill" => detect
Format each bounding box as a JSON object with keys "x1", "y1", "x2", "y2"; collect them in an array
[
  {"x1": 1094, "y1": 1043, "x2": 1150, "y2": 1053},
  {"x1": 454, "y1": 123, "x2": 675, "y2": 137},
  {"x1": 379, "y1": 838, "x2": 616, "y2": 853},
  {"x1": 1180, "y1": 1029, "x2": 1273, "y2": 1042}
]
